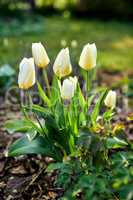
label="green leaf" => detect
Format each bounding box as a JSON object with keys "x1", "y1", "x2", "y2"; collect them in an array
[
  {"x1": 26, "y1": 129, "x2": 37, "y2": 141},
  {"x1": 5, "y1": 119, "x2": 31, "y2": 134},
  {"x1": 37, "y1": 82, "x2": 51, "y2": 107},
  {"x1": 78, "y1": 128, "x2": 104, "y2": 154},
  {"x1": 77, "y1": 83, "x2": 86, "y2": 110},
  {"x1": 22, "y1": 108, "x2": 43, "y2": 135},
  {"x1": 91, "y1": 89, "x2": 108, "y2": 124},
  {"x1": 106, "y1": 137, "x2": 128, "y2": 149},
  {"x1": 46, "y1": 162, "x2": 65, "y2": 172},
  {"x1": 50, "y1": 76, "x2": 60, "y2": 106},
  {"x1": 103, "y1": 109, "x2": 114, "y2": 121},
  {"x1": 24, "y1": 104, "x2": 51, "y2": 117},
  {"x1": 55, "y1": 102, "x2": 65, "y2": 128},
  {"x1": 8, "y1": 135, "x2": 63, "y2": 161}
]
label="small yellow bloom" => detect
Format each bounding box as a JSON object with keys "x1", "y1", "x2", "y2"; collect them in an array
[
  {"x1": 32, "y1": 42, "x2": 50, "y2": 68},
  {"x1": 127, "y1": 113, "x2": 133, "y2": 121},
  {"x1": 60, "y1": 76, "x2": 77, "y2": 100},
  {"x1": 79, "y1": 43, "x2": 97, "y2": 70},
  {"x1": 53, "y1": 48, "x2": 72, "y2": 78},
  {"x1": 104, "y1": 90, "x2": 117, "y2": 108},
  {"x1": 113, "y1": 123, "x2": 125, "y2": 135},
  {"x1": 18, "y1": 57, "x2": 35, "y2": 89}
]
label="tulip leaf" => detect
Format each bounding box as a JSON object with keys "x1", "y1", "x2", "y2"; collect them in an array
[
  {"x1": 8, "y1": 135, "x2": 63, "y2": 161},
  {"x1": 22, "y1": 108, "x2": 43, "y2": 135},
  {"x1": 24, "y1": 104, "x2": 52, "y2": 117},
  {"x1": 106, "y1": 137, "x2": 128, "y2": 149},
  {"x1": 50, "y1": 76, "x2": 60, "y2": 106},
  {"x1": 91, "y1": 89, "x2": 108, "y2": 124},
  {"x1": 26, "y1": 129, "x2": 37, "y2": 141},
  {"x1": 37, "y1": 82, "x2": 51, "y2": 107},
  {"x1": 77, "y1": 83, "x2": 86, "y2": 110},
  {"x1": 5, "y1": 119, "x2": 31, "y2": 134},
  {"x1": 46, "y1": 162, "x2": 65, "y2": 173}
]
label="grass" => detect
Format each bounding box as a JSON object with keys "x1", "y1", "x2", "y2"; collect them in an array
[{"x1": 0, "y1": 15, "x2": 133, "y2": 74}]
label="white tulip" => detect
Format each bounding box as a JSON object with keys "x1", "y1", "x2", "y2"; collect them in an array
[
  {"x1": 53, "y1": 48, "x2": 72, "y2": 78},
  {"x1": 104, "y1": 90, "x2": 117, "y2": 108},
  {"x1": 18, "y1": 57, "x2": 35, "y2": 89},
  {"x1": 79, "y1": 43, "x2": 97, "y2": 70},
  {"x1": 61, "y1": 76, "x2": 77, "y2": 100},
  {"x1": 32, "y1": 42, "x2": 50, "y2": 68}
]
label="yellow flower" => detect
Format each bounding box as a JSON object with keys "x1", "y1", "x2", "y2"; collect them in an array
[
  {"x1": 79, "y1": 43, "x2": 97, "y2": 70},
  {"x1": 18, "y1": 57, "x2": 35, "y2": 89},
  {"x1": 53, "y1": 48, "x2": 72, "y2": 78},
  {"x1": 60, "y1": 76, "x2": 77, "y2": 100},
  {"x1": 104, "y1": 90, "x2": 117, "y2": 108},
  {"x1": 32, "y1": 42, "x2": 50, "y2": 68}
]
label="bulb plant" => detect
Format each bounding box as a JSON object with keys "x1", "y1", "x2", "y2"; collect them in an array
[{"x1": 5, "y1": 42, "x2": 129, "y2": 165}]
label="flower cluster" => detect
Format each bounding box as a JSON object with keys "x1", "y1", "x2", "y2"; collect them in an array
[
  {"x1": 6, "y1": 40, "x2": 126, "y2": 162},
  {"x1": 18, "y1": 42, "x2": 116, "y2": 107}
]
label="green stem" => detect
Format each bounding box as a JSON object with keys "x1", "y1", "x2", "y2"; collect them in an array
[
  {"x1": 86, "y1": 70, "x2": 92, "y2": 124},
  {"x1": 86, "y1": 71, "x2": 89, "y2": 100},
  {"x1": 86, "y1": 70, "x2": 92, "y2": 100},
  {"x1": 20, "y1": 89, "x2": 24, "y2": 108},
  {"x1": 43, "y1": 69, "x2": 51, "y2": 97},
  {"x1": 61, "y1": 98, "x2": 66, "y2": 127}
]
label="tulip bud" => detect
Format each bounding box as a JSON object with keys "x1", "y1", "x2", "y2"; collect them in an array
[
  {"x1": 104, "y1": 90, "x2": 116, "y2": 108},
  {"x1": 32, "y1": 42, "x2": 50, "y2": 68},
  {"x1": 61, "y1": 76, "x2": 77, "y2": 100},
  {"x1": 18, "y1": 57, "x2": 35, "y2": 89},
  {"x1": 53, "y1": 48, "x2": 72, "y2": 78},
  {"x1": 79, "y1": 43, "x2": 97, "y2": 70}
]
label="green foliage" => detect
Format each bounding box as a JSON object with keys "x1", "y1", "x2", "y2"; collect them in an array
[
  {"x1": 8, "y1": 135, "x2": 63, "y2": 161},
  {"x1": 46, "y1": 150, "x2": 133, "y2": 200},
  {"x1": 5, "y1": 119, "x2": 32, "y2": 134},
  {"x1": 5, "y1": 54, "x2": 129, "y2": 164},
  {"x1": 106, "y1": 137, "x2": 128, "y2": 149},
  {"x1": 91, "y1": 89, "x2": 107, "y2": 125}
]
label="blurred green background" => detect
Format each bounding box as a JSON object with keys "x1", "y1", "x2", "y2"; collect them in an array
[{"x1": 0, "y1": 0, "x2": 133, "y2": 91}]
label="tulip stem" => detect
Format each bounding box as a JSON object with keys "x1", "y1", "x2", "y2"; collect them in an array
[
  {"x1": 43, "y1": 69, "x2": 51, "y2": 97},
  {"x1": 86, "y1": 71, "x2": 91, "y2": 99}
]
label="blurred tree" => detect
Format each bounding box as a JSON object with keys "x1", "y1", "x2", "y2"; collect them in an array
[
  {"x1": 76, "y1": 0, "x2": 133, "y2": 19},
  {"x1": 28, "y1": 0, "x2": 36, "y2": 10},
  {"x1": 0, "y1": 0, "x2": 132, "y2": 19}
]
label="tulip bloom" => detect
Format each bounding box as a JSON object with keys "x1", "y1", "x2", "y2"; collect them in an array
[
  {"x1": 32, "y1": 42, "x2": 50, "y2": 68},
  {"x1": 79, "y1": 43, "x2": 97, "y2": 70},
  {"x1": 104, "y1": 90, "x2": 116, "y2": 108},
  {"x1": 18, "y1": 58, "x2": 35, "y2": 89},
  {"x1": 60, "y1": 76, "x2": 77, "y2": 100},
  {"x1": 53, "y1": 48, "x2": 72, "y2": 78}
]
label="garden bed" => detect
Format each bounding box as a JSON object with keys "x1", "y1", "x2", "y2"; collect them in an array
[{"x1": 0, "y1": 78, "x2": 132, "y2": 199}]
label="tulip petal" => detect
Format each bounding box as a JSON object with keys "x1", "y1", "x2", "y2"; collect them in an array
[
  {"x1": 53, "y1": 48, "x2": 72, "y2": 78},
  {"x1": 18, "y1": 57, "x2": 35, "y2": 89},
  {"x1": 32, "y1": 42, "x2": 50, "y2": 68}
]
